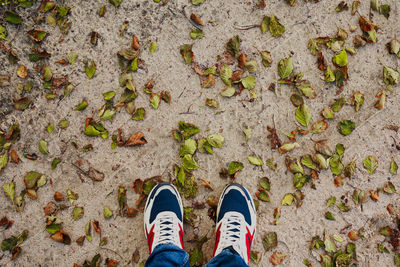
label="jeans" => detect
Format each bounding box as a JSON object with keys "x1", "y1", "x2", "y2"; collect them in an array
[{"x1": 145, "y1": 243, "x2": 248, "y2": 267}]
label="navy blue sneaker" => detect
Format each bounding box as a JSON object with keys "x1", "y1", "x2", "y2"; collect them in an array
[
  {"x1": 144, "y1": 183, "x2": 184, "y2": 254},
  {"x1": 212, "y1": 184, "x2": 256, "y2": 264}
]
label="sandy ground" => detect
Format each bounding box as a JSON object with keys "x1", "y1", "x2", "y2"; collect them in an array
[{"x1": 0, "y1": 0, "x2": 399, "y2": 266}]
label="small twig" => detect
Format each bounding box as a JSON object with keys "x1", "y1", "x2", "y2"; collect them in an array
[
  {"x1": 101, "y1": 247, "x2": 124, "y2": 260},
  {"x1": 233, "y1": 22, "x2": 259, "y2": 30}
]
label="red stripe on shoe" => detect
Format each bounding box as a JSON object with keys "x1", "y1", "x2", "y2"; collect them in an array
[
  {"x1": 145, "y1": 224, "x2": 155, "y2": 254},
  {"x1": 213, "y1": 224, "x2": 222, "y2": 256},
  {"x1": 178, "y1": 223, "x2": 184, "y2": 249},
  {"x1": 245, "y1": 227, "x2": 255, "y2": 262}
]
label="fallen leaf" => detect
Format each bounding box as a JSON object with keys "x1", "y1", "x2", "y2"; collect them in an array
[{"x1": 126, "y1": 132, "x2": 147, "y2": 146}]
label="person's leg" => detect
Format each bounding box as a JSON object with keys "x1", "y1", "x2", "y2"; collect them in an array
[
  {"x1": 144, "y1": 183, "x2": 189, "y2": 267},
  {"x1": 206, "y1": 184, "x2": 256, "y2": 267}
]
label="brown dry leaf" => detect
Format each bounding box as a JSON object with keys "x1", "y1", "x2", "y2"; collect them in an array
[
  {"x1": 383, "y1": 125, "x2": 399, "y2": 132},
  {"x1": 257, "y1": 0, "x2": 266, "y2": 9},
  {"x1": 43, "y1": 202, "x2": 58, "y2": 216},
  {"x1": 270, "y1": 251, "x2": 287, "y2": 266},
  {"x1": 11, "y1": 246, "x2": 21, "y2": 260},
  {"x1": 10, "y1": 149, "x2": 19, "y2": 163},
  {"x1": 231, "y1": 70, "x2": 243, "y2": 82},
  {"x1": 136, "y1": 194, "x2": 146, "y2": 209},
  {"x1": 190, "y1": 13, "x2": 204, "y2": 26},
  {"x1": 126, "y1": 131, "x2": 147, "y2": 146},
  {"x1": 76, "y1": 236, "x2": 85, "y2": 246},
  {"x1": 89, "y1": 166, "x2": 105, "y2": 181},
  {"x1": 17, "y1": 65, "x2": 28, "y2": 78},
  {"x1": 192, "y1": 62, "x2": 205, "y2": 76},
  {"x1": 200, "y1": 179, "x2": 214, "y2": 191},
  {"x1": 317, "y1": 50, "x2": 327, "y2": 71},
  {"x1": 0, "y1": 216, "x2": 14, "y2": 229},
  {"x1": 56, "y1": 59, "x2": 68, "y2": 65},
  {"x1": 131, "y1": 34, "x2": 140, "y2": 50},
  {"x1": 92, "y1": 220, "x2": 101, "y2": 234},
  {"x1": 52, "y1": 75, "x2": 69, "y2": 88},
  {"x1": 133, "y1": 179, "x2": 144, "y2": 194},
  {"x1": 132, "y1": 248, "x2": 140, "y2": 263},
  {"x1": 202, "y1": 74, "x2": 215, "y2": 88},
  {"x1": 238, "y1": 53, "x2": 247, "y2": 69},
  {"x1": 334, "y1": 176, "x2": 343, "y2": 187},
  {"x1": 387, "y1": 204, "x2": 394, "y2": 214},
  {"x1": 359, "y1": 16, "x2": 378, "y2": 33},
  {"x1": 370, "y1": 190, "x2": 379, "y2": 201},
  {"x1": 0, "y1": 75, "x2": 10, "y2": 87},
  {"x1": 145, "y1": 79, "x2": 154, "y2": 90},
  {"x1": 51, "y1": 230, "x2": 71, "y2": 245},
  {"x1": 54, "y1": 191, "x2": 64, "y2": 202},
  {"x1": 126, "y1": 207, "x2": 139, "y2": 218},
  {"x1": 348, "y1": 230, "x2": 358, "y2": 241},
  {"x1": 106, "y1": 258, "x2": 119, "y2": 267}
]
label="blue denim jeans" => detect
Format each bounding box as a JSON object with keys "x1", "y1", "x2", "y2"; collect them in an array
[{"x1": 145, "y1": 243, "x2": 248, "y2": 267}]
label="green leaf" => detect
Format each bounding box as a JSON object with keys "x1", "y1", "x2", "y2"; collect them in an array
[
  {"x1": 101, "y1": 109, "x2": 115, "y2": 120},
  {"x1": 248, "y1": 156, "x2": 263, "y2": 166},
  {"x1": 85, "y1": 60, "x2": 96, "y2": 79},
  {"x1": 130, "y1": 57, "x2": 138, "y2": 72},
  {"x1": 282, "y1": 193, "x2": 294, "y2": 205},
  {"x1": 149, "y1": 42, "x2": 157, "y2": 53},
  {"x1": 383, "y1": 66, "x2": 399, "y2": 85},
  {"x1": 104, "y1": 206, "x2": 113, "y2": 219},
  {"x1": 73, "y1": 206, "x2": 84, "y2": 220},
  {"x1": 325, "y1": 211, "x2": 335, "y2": 220},
  {"x1": 5, "y1": 11, "x2": 22, "y2": 24},
  {"x1": 109, "y1": 0, "x2": 123, "y2": 7},
  {"x1": 324, "y1": 236, "x2": 337, "y2": 253},
  {"x1": 0, "y1": 151, "x2": 8, "y2": 173},
  {"x1": 226, "y1": 35, "x2": 241, "y2": 58},
  {"x1": 189, "y1": 245, "x2": 203, "y2": 266},
  {"x1": 46, "y1": 223, "x2": 61, "y2": 234},
  {"x1": 330, "y1": 154, "x2": 344, "y2": 175},
  {"x1": 243, "y1": 127, "x2": 251, "y2": 142},
  {"x1": 295, "y1": 80, "x2": 316, "y2": 99},
  {"x1": 206, "y1": 134, "x2": 224, "y2": 148},
  {"x1": 260, "y1": 16, "x2": 269, "y2": 34},
  {"x1": 192, "y1": 0, "x2": 205, "y2": 4},
  {"x1": 383, "y1": 181, "x2": 396, "y2": 194},
  {"x1": 0, "y1": 25, "x2": 7, "y2": 41},
  {"x1": 24, "y1": 171, "x2": 42, "y2": 189},
  {"x1": 178, "y1": 121, "x2": 200, "y2": 139},
  {"x1": 324, "y1": 67, "x2": 336, "y2": 82},
  {"x1": 241, "y1": 76, "x2": 256, "y2": 89},
  {"x1": 39, "y1": 140, "x2": 49, "y2": 154},
  {"x1": 326, "y1": 196, "x2": 336, "y2": 207},
  {"x1": 220, "y1": 86, "x2": 235, "y2": 97},
  {"x1": 220, "y1": 65, "x2": 232, "y2": 86},
  {"x1": 390, "y1": 159, "x2": 398, "y2": 174},
  {"x1": 182, "y1": 154, "x2": 199, "y2": 170},
  {"x1": 259, "y1": 177, "x2": 271, "y2": 191},
  {"x1": 269, "y1": 15, "x2": 285, "y2": 37},
  {"x1": 150, "y1": 94, "x2": 161, "y2": 109},
  {"x1": 256, "y1": 189, "x2": 270, "y2": 202},
  {"x1": 296, "y1": 104, "x2": 311, "y2": 127},
  {"x1": 332, "y1": 49, "x2": 348, "y2": 67},
  {"x1": 394, "y1": 253, "x2": 400, "y2": 266},
  {"x1": 278, "y1": 57, "x2": 293, "y2": 79},
  {"x1": 331, "y1": 98, "x2": 346, "y2": 112},
  {"x1": 132, "y1": 107, "x2": 145, "y2": 120},
  {"x1": 245, "y1": 60, "x2": 258, "y2": 73},
  {"x1": 179, "y1": 139, "x2": 197, "y2": 156},
  {"x1": 84, "y1": 125, "x2": 100, "y2": 136},
  {"x1": 75, "y1": 100, "x2": 88, "y2": 111},
  {"x1": 190, "y1": 28, "x2": 203, "y2": 39},
  {"x1": 228, "y1": 161, "x2": 244, "y2": 175},
  {"x1": 338, "y1": 120, "x2": 355, "y2": 135},
  {"x1": 363, "y1": 155, "x2": 378, "y2": 174},
  {"x1": 379, "y1": 4, "x2": 390, "y2": 19},
  {"x1": 103, "y1": 91, "x2": 115, "y2": 100},
  {"x1": 51, "y1": 158, "x2": 61, "y2": 170},
  {"x1": 2, "y1": 182, "x2": 15, "y2": 201},
  {"x1": 262, "y1": 232, "x2": 278, "y2": 251},
  {"x1": 301, "y1": 155, "x2": 317, "y2": 170}
]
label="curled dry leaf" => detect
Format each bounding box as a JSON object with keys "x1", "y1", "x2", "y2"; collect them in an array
[
  {"x1": 126, "y1": 131, "x2": 147, "y2": 146},
  {"x1": 190, "y1": 13, "x2": 204, "y2": 26},
  {"x1": 54, "y1": 192, "x2": 64, "y2": 202},
  {"x1": 10, "y1": 149, "x2": 19, "y2": 163},
  {"x1": 131, "y1": 34, "x2": 140, "y2": 50},
  {"x1": 51, "y1": 230, "x2": 71, "y2": 245},
  {"x1": 200, "y1": 179, "x2": 214, "y2": 190}
]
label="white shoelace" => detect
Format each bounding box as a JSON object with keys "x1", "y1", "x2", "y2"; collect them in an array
[
  {"x1": 218, "y1": 214, "x2": 243, "y2": 252},
  {"x1": 156, "y1": 213, "x2": 177, "y2": 245}
]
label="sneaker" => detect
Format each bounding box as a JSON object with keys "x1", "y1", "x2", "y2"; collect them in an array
[
  {"x1": 212, "y1": 184, "x2": 256, "y2": 264},
  {"x1": 144, "y1": 183, "x2": 184, "y2": 254}
]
